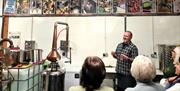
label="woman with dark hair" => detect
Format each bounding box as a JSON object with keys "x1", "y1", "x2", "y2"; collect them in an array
[{"x1": 68, "y1": 56, "x2": 114, "y2": 91}]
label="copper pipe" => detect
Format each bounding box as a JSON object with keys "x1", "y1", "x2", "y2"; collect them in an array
[
  {"x1": 0, "y1": 38, "x2": 14, "y2": 48},
  {"x1": 0, "y1": 38, "x2": 14, "y2": 90},
  {"x1": 65, "y1": 26, "x2": 69, "y2": 57}
]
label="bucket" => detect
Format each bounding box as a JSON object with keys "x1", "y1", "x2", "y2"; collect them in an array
[
  {"x1": 31, "y1": 49, "x2": 43, "y2": 64},
  {"x1": 10, "y1": 48, "x2": 24, "y2": 66}
]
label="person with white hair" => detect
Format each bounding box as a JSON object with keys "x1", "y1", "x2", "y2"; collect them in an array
[
  {"x1": 125, "y1": 55, "x2": 165, "y2": 91},
  {"x1": 166, "y1": 56, "x2": 180, "y2": 91},
  {"x1": 160, "y1": 46, "x2": 180, "y2": 91},
  {"x1": 171, "y1": 46, "x2": 180, "y2": 65}
]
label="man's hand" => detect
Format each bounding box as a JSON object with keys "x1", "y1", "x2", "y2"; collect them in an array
[
  {"x1": 120, "y1": 54, "x2": 129, "y2": 60},
  {"x1": 111, "y1": 51, "x2": 117, "y2": 58}
]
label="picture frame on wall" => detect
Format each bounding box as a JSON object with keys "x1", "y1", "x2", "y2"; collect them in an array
[
  {"x1": 127, "y1": 0, "x2": 141, "y2": 14},
  {"x1": 81, "y1": 0, "x2": 97, "y2": 14},
  {"x1": 97, "y1": 0, "x2": 113, "y2": 14},
  {"x1": 173, "y1": 0, "x2": 180, "y2": 13},
  {"x1": 142, "y1": 0, "x2": 156, "y2": 13},
  {"x1": 4, "y1": 0, "x2": 16, "y2": 14},
  {"x1": 113, "y1": 0, "x2": 126, "y2": 14},
  {"x1": 16, "y1": 0, "x2": 30, "y2": 15},
  {"x1": 55, "y1": 0, "x2": 71, "y2": 15},
  {"x1": 42, "y1": 0, "x2": 56, "y2": 14},
  {"x1": 156, "y1": 0, "x2": 173, "y2": 13},
  {"x1": 69, "y1": 0, "x2": 81, "y2": 14},
  {"x1": 30, "y1": 0, "x2": 43, "y2": 14}
]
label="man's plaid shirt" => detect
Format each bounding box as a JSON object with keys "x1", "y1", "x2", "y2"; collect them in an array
[{"x1": 115, "y1": 41, "x2": 138, "y2": 75}]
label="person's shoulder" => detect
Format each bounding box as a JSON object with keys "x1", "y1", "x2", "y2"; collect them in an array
[
  {"x1": 166, "y1": 83, "x2": 180, "y2": 91},
  {"x1": 68, "y1": 85, "x2": 84, "y2": 91},
  {"x1": 118, "y1": 43, "x2": 123, "y2": 45},
  {"x1": 125, "y1": 87, "x2": 134, "y2": 91},
  {"x1": 98, "y1": 86, "x2": 114, "y2": 91},
  {"x1": 153, "y1": 83, "x2": 165, "y2": 91},
  {"x1": 130, "y1": 42, "x2": 137, "y2": 47}
]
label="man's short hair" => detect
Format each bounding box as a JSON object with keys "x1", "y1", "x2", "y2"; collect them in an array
[{"x1": 126, "y1": 31, "x2": 133, "y2": 38}]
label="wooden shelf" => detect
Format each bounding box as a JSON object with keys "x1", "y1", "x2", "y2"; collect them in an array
[{"x1": 2, "y1": 13, "x2": 180, "y2": 17}]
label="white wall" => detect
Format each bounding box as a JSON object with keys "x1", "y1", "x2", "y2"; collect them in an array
[
  {"x1": 7, "y1": 16, "x2": 180, "y2": 67},
  {"x1": 0, "y1": 0, "x2": 2, "y2": 16},
  {"x1": 153, "y1": 16, "x2": 180, "y2": 46},
  {"x1": 31, "y1": 16, "x2": 124, "y2": 66},
  {"x1": 8, "y1": 17, "x2": 32, "y2": 48},
  {"x1": 127, "y1": 16, "x2": 154, "y2": 57}
]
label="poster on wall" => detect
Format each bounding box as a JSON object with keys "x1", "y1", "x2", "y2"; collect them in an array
[
  {"x1": 156, "y1": 0, "x2": 173, "y2": 13},
  {"x1": 8, "y1": 32, "x2": 21, "y2": 48},
  {"x1": 127, "y1": 0, "x2": 141, "y2": 14},
  {"x1": 142, "y1": 0, "x2": 156, "y2": 13},
  {"x1": 70, "y1": 0, "x2": 81, "y2": 14},
  {"x1": 4, "y1": 0, "x2": 16, "y2": 14},
  {"x1": 113, "y1": 0, "x2": 126, "y2": 13},
  {"x1": 173, "y1": 0, "x2": 180, "y2": 13},
  {"x1": 42, "y1": 0, "x2": 56, "y2": 14},
  {"x1": 16, "y1": 0, "x2": 30, "y2": 14},
  {"x1": 55, "y1": 0, "x2": 70, "y2": 15},
  {"x1": 97, "y1": 0, "x2": 113, "y2": 14},
  {"x1": 30, "y1": 0, "x2": 43, "y2": 14},
  {"x1": 81, "y1": 0, "x2": 97, "y2": 14}
]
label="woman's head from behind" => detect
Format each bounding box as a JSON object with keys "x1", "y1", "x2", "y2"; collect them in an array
[
  {"x1": 131, "y1": 55, "x2": 156, "y2": 83},
  {"x1": 80, "y1": 56, "x2": 106, "y2": 91}
]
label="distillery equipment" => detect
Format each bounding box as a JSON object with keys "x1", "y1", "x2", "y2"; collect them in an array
[
  {"x1": 42, "y1": 22, "x2": 69, "y2": 91},
  {"x1": 158, "y1": 44, "x2": 178, "y2": 71},
  {"x1": 0, "y1": 38, "x2": 15, "y2": 91}
]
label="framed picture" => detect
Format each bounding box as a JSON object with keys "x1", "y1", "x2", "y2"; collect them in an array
[
  {"x1": 113, "y1": 0, "x2": 126, "y2": 13},
  {"x1": 81, "y1": 0, "x2": 97, "y2": 14},
  {"x1": 30, "y1": 0, "x2": 43, "y2": 14},
  {"x1": 55, "y1": 0, "x2": 71, "y2": 15},
  {"x1": 156, "y1": 0, "x2": 173, "y2": 13},
  {"x1": 142, "y1": 0, "x2": 156, "y2": 13},
  {"x1": 127, "y1": 0, "x2": 141, "y2": 14},
  {"x1": 4, "y1": 0, "x2": 16, "y2": 14},
  {"x1": 97, "y1": 0, "x2": 113, "y2": 14},
  {"x1": 70, "y1": 0, "x2": 81, "y2": 14},
  {"x1": 16, "y1": 0, "x2": 30, "y2": 15},
  {"x1": 173, "y1": 0, "x2": 180, "y2": 13},
  {"x1": 42, "y1": 0, "x2": 56, "y2": 14}
]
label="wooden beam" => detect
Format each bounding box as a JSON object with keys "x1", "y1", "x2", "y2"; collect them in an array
[{"x1": 2, "y1": 16, "x2": 9, "y2": 47}]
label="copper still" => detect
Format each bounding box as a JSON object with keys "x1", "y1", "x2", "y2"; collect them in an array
[
  {"x1": 0, "y1": 38, "x2": 15, "y2": 90},
  {"x1": 42, "y1": 22, "x2": 69, "y2": 91},
  {"x1": 47, "y1": 22, "x2": 69, "y2": 62}
]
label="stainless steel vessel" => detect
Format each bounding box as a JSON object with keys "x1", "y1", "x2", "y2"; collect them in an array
[
  {"x1": 42, "y1": 62, "x2": 65, "y2": 91},
  {"x1": 31, "y1": 49, "x2": 43, "y2": 64}
]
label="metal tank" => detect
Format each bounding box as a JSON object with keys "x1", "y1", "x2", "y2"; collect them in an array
[
  {"x1": 158, "y1": 44, "x2": 177, "y2": 71},
  {"x1": 42, "y1": 62, "x2": 65, "y2": 91}
]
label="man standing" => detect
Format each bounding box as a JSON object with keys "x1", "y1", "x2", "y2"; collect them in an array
[{"x1": 111, "y1": 31, "x2": 138, "y2": 91}]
